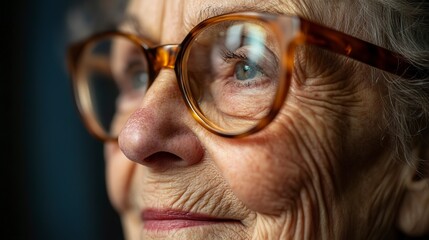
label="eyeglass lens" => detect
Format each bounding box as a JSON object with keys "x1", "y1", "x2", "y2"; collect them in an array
[
  {"x1": 76, "y1": 19, "x2": 283, "y2": 137},
  {"x1": 183, "y1": 20, "x2": 281, "y2": 134},
  {"x1": 78, "y1": 36, "x2": 150, "y2": 137}
]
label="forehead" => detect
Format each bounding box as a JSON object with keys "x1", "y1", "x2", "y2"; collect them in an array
[{"x1": 122, "y1": 0, "x2": 299, "y2": 44}]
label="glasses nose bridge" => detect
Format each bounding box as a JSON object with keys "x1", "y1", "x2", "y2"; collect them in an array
[{"x1": 150, "y1": 44, "x2": 180, "y2": 71}]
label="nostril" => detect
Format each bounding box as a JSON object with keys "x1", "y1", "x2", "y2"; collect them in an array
[
  {"x1": 145, "y1": 151, "x2": 181, "y2": 162},
  {"x1": 143, "y1": 151, "x2": 183, "y2": 169}
]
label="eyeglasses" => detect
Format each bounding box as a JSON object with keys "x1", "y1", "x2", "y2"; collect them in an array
[{"x1": 67, "y1": 12, "x2": 421, "y2": 141}]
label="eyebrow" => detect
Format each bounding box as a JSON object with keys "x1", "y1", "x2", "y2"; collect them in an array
[
  {"x1": 119, "y1": 14, "x2": 147, "y2": 38},
  {"x1": 119, "y1": 1, "x2": 293, "y2": 41},
  {"x1": 190, "y1": 2, "x2": 291, "y2": 30}
]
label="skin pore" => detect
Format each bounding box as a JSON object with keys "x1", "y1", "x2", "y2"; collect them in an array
[{"x1": 103, "y1": 0, "x2": 425, "y2": 239}]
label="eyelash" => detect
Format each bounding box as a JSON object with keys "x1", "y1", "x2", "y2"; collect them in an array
[
  {"x1": 220, "y1": 49, "x2": 248, "y2": 62},
  {"x1": 219, "y1": 48, "x2": 268, "y2": 88}
]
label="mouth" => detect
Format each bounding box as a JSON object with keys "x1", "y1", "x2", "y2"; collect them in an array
[{"x1": 141, "y1": 209, "x2": 241, "y2": 231}]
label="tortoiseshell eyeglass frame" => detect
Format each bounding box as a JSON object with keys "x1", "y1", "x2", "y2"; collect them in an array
[{"x1": 67, "y1": 12, "x2": 425, "y2": 141}]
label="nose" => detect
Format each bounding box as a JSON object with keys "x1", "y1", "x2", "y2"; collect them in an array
[{"x1": 118, "y1": 69, "x2": 204, "y2": 169}]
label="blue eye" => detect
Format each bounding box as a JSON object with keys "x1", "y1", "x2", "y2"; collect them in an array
[
  {"x1": 234, "y1": 61, "x2": 262, "y2": 80},
  {"x1": 132, "y1": 72, "x2": 148, "y2": 89}
]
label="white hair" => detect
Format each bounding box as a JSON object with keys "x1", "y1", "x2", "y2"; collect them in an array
[
  {"x1": 362, "y1": 0, "x2": 429, "y2": 164},
  {"x1": 298, "y1": 0, "x2": 429, "y2": 163}
]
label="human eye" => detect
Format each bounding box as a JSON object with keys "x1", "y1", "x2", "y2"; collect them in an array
[
  {"x1": 209, "y1": 24, "x2": 281, "y2": 101},
  {"x1": 217, "y1": 48, "x2": 277, "y2": 90},
  {"x1": 123, "y1": 59, "x2": 149, "y2": 91},
  {"x1": 234, "y1": 61, "x2": 263, "y2": 81},
  {"x1": 112, "y1": 49, "x2": 150, "y2": 113}
]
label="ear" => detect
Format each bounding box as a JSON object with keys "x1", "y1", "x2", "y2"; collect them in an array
[{"x1": 397, "y1": 134, "x2": 429, "y2": 237}]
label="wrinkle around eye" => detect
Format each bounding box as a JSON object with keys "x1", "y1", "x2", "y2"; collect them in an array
[{"x1": 293, "y1": 46, "x2": 362, "y2": 88}]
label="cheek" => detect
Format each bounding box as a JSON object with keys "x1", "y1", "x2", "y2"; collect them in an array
[
  {"x1": 200, "y1": 96, "x2": 348, "y2": 215},
  {"x1": 104, "y1": 142, "x2": 136, "y2": 212},
  {"x1": 204, "y1": 124, "x2": 314, "y2": 214}
]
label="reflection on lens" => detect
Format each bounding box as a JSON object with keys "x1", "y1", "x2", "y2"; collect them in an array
[
  {"x1": 77, "y1": 35, "x2": 149, "y2": 138},
  {"x1": 184, "y1": 20, "x2": 282, "y2": 135}
]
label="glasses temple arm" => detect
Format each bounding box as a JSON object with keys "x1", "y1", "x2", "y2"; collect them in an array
[{"x1": 299, "y1": 19, "x2": 427, "y2": 80}]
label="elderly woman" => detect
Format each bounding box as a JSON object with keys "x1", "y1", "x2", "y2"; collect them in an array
[{"x1": 67, "y1": 0, "x2": 429, "y2": 239}]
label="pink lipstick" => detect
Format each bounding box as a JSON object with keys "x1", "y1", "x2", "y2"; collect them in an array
[{"x1": 141, "y1": 209, "x2": 238, "y2": 231}]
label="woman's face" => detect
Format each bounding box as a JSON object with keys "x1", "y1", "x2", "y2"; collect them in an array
[{"x1": 104, "y1": 0, "x2": 415, "y2": 239}]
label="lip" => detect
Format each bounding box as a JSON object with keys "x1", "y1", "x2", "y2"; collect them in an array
[{"x1": 141, "y1": 209, "x2": 239, "y2": 231}]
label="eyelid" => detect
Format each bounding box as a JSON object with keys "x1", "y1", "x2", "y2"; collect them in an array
[
  {"x1": 218, "y1": 49, "x2": 279, "y2": 85},
  {"x1": 222, "y1": 45, "x2": 280, "y2": 76},
  {"x1": 220, "y1": 48, "x2": 248, "y2": 62},
  {"x1": 124, "y1": 59, "x2": 145, "y2": 74}
]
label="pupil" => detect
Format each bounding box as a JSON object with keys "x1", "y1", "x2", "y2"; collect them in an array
[{"x1": 236, "y1": 62, "x2": 257, "y2": 80}]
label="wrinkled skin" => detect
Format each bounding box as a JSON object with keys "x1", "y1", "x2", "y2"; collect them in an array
[{"x1": 104, "y1": 0, "x2": 429, "y2": 239}]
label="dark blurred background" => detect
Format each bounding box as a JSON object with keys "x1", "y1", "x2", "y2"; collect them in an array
[
  {"x1": 2, "y1": 1, "x2": 429, "y2": 240},
  {"x1": 2, "y1": 0, "x2": 125, "y2": 239}
]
